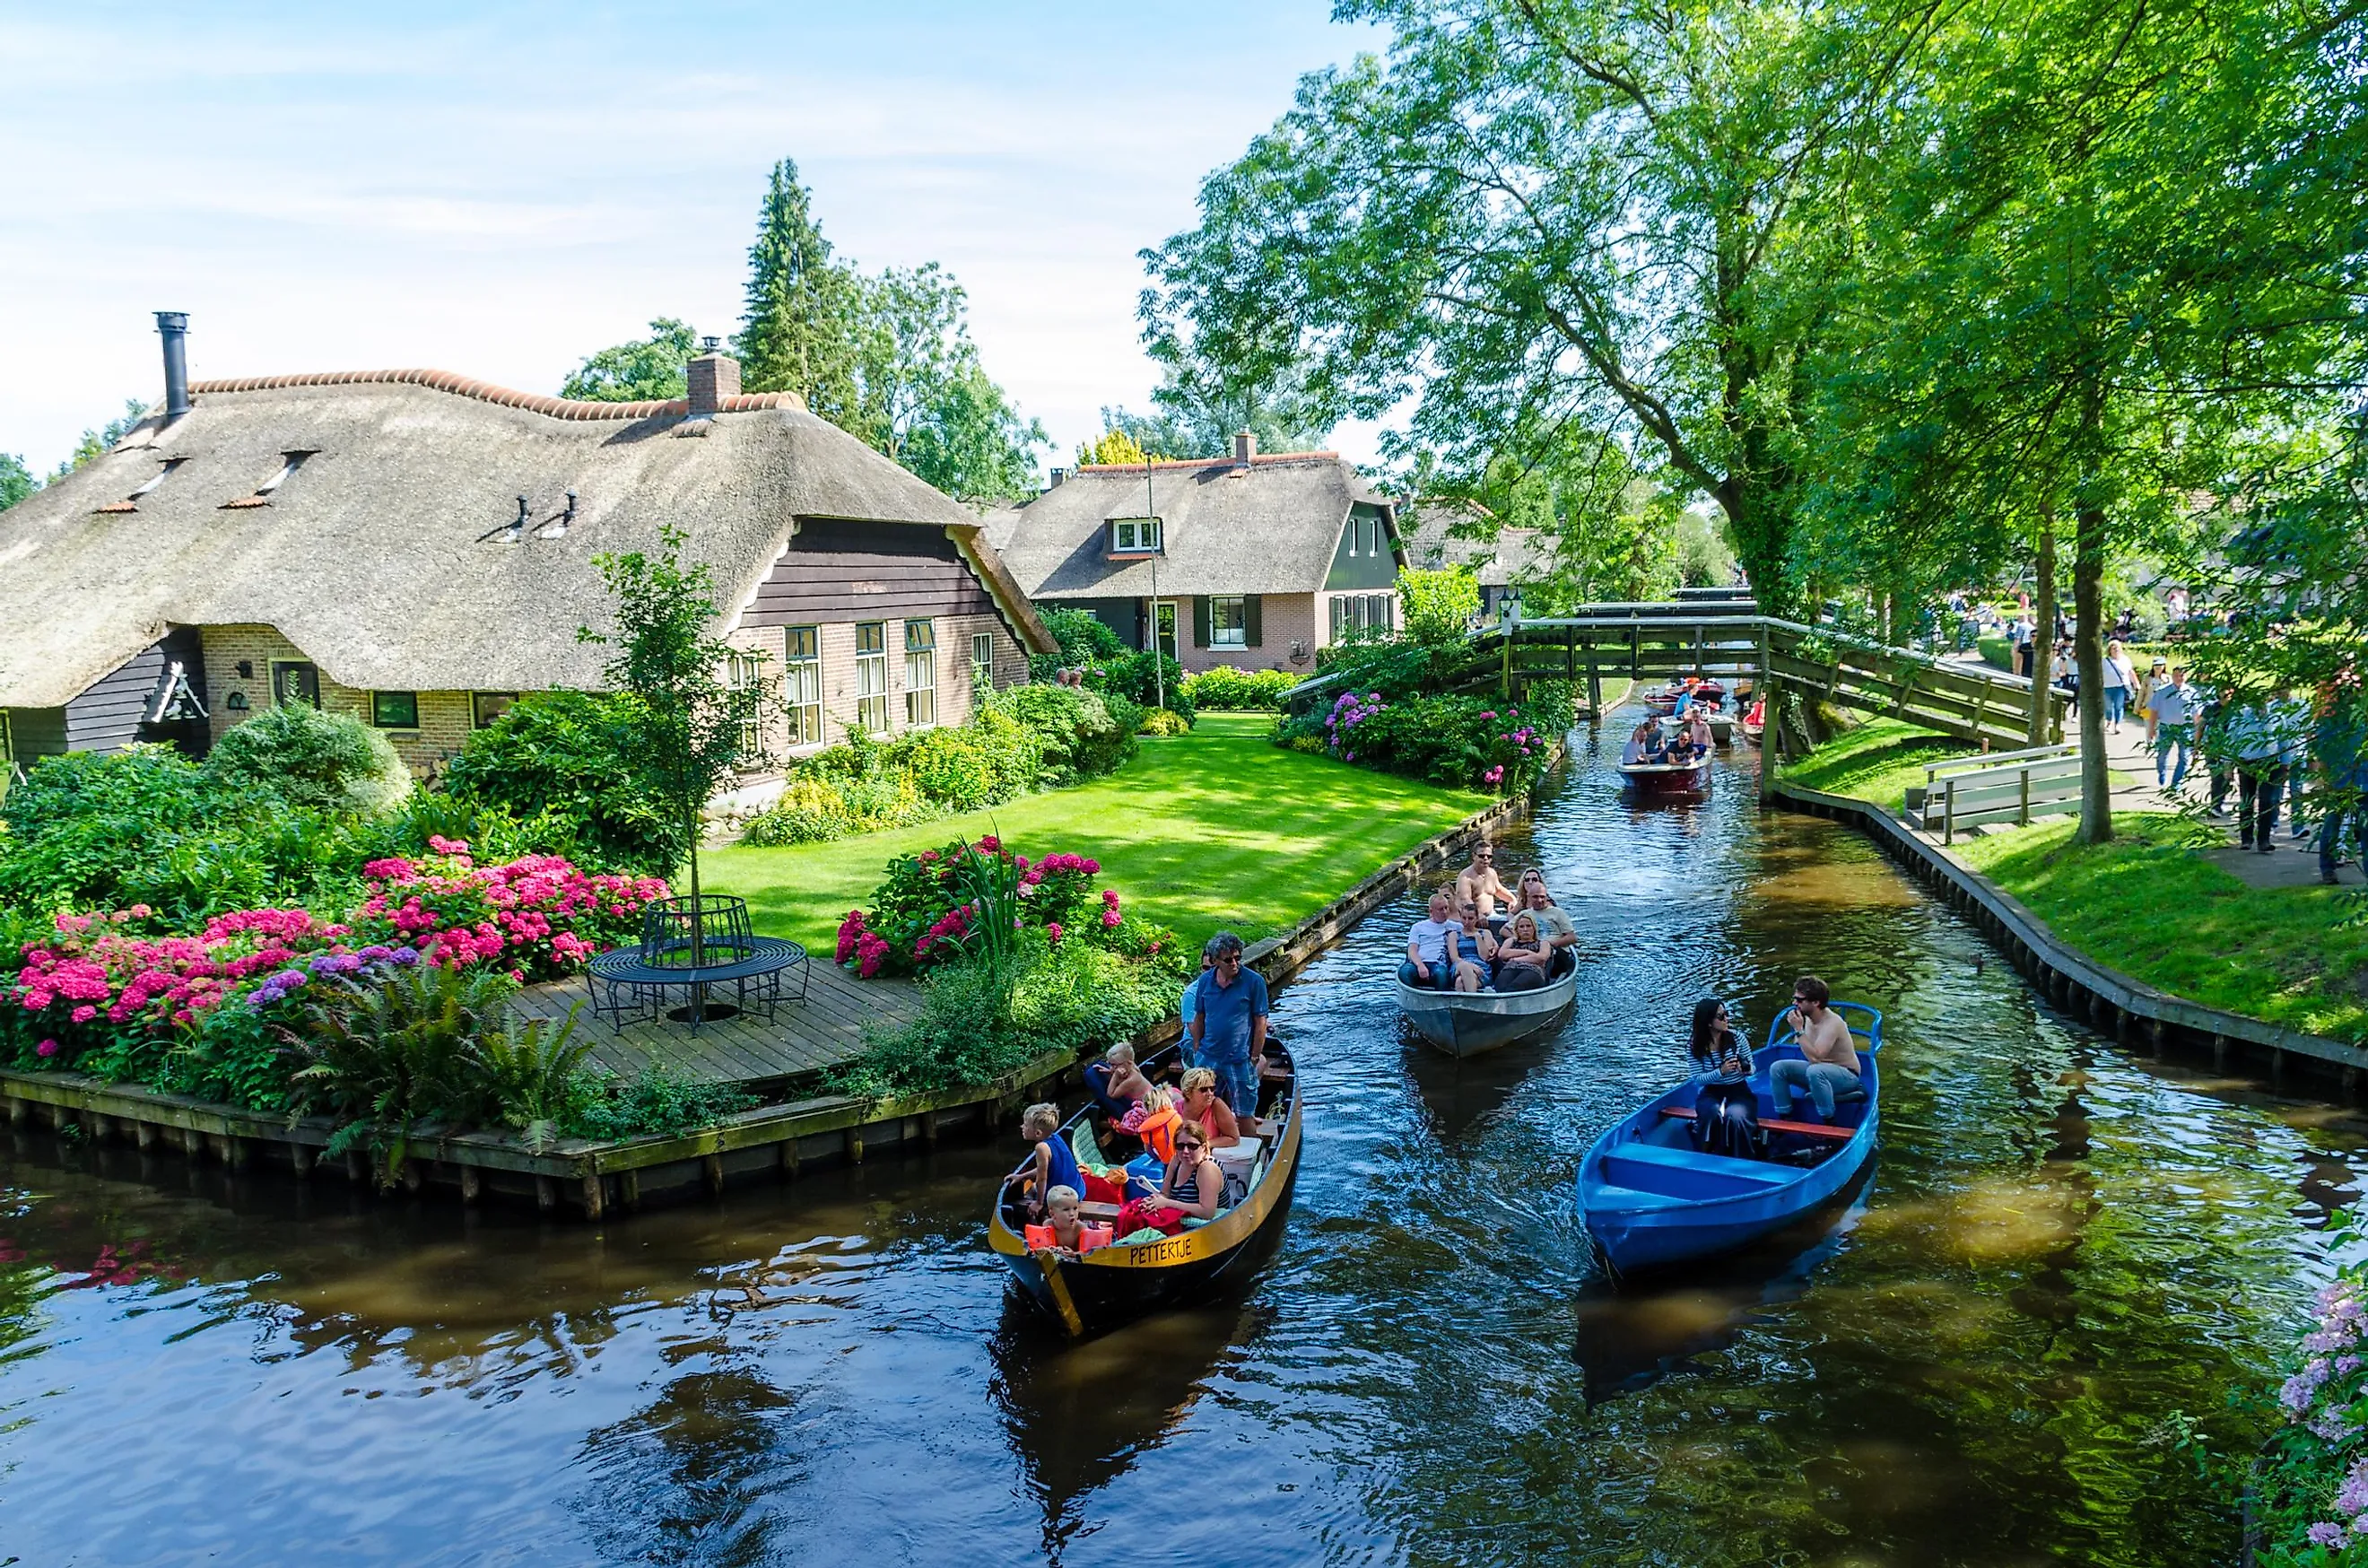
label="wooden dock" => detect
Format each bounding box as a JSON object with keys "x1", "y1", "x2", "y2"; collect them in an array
[{"x1": 512, "y1": 962, "x2": 923, "y2": 1089}]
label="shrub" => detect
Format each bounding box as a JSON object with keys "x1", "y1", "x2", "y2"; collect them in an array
[
  {"x1": 835, "y1": 833, "x2": 1162, "y2": 980},
  {"x1": 203, "y1": 703, "x2": 412, "y2": 814},
  {"x1": 2250, "y1": 1218, "x2": 2368, "y2": 1564},
  {"x1": 479, "y1": 1006, "x2": 595, "y2": 1149},
  {"x1": 1037, "y1": 606, "x2": 1128, "y2": 667},
  {"x1": 346, "y1": 844, "x2": 668, "y2": 977},
  {"x1": 903, "y1": 710, "x2": 1040, "y2": 811},
  {"x1": 559, "y1": 1065, "x2": 754, "y2": 1141},
  {"x1": 1139, "y1": 708, "x2": 1191, "y2": 736},
  {"x1": 442, "y1": 691, "x2": 686, "y2": 877},
  {"x1": 1397, "y1": 565, "x2": 1483, "y2": 646},
  {"x1": 285, "y1": 963, "x2": 518, "y2": 1167},
  {"x1": 1180, "y1": 666, "x2": 1302, "y2": 710},
  {"x1": 1087, "y1": 651, "x2": 1195, "y2": 722},
  {"x1": 984, "y1": 685, "x2": 1136, "y2": 786},
  {"x1": 1278, "y1": 679, "x2": 1574, "y2": 795}
]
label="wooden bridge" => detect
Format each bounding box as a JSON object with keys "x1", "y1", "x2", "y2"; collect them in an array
[{"x1": 1289, "y1": 597, "x2": 2068, "y2": 757}]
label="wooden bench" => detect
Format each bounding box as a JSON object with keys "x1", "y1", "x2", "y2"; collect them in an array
[
  {"x1": 1901, "y1": 744, "x2": 2084, "y2": 843},
  {"x1": 1658, "y1": 1105, "x2": 1855, "y2": 1142}
]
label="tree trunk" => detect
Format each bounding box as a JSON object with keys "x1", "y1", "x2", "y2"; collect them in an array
[
  {"x1": 2027, "y1": 508, "x2": 2059, "y2": 745},
  {"x1": 2074, "y1": 497, "x2": 2112, "y2": 844}
]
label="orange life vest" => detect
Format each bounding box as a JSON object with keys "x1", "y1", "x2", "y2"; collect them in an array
[{"x1": 1024, "y1": 1222, "x2": 1113, "y2": 1254}]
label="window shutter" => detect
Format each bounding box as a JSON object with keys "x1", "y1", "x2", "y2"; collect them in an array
[
  {"x1": 1244, "y1": 595, "x2": 1262, "y2": 647},
  {"x1": 1192, "y1": 597, "x2": 1211, "y2": 649}
]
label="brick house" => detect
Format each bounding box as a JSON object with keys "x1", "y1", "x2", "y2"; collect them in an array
[
  {"x1": 0, "y1": 316, "x2": 1053, "y2": 784},
  {"x1": 989, "y1": 435, "x2": 1405, "y2": 676}
]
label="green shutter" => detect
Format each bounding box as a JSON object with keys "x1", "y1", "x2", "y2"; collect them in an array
[
  {"x1": 1192, "y1": 597, "x2": 1211, "y2": 649},
  {"x1": 1244, "y1": 595, "x2": 1262, "y2": 648}
]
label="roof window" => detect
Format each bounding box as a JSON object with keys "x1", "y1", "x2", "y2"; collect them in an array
[
  {"x1": 95, "y1": 457, "x2": 187, "y2": 514},
  {"x1": 222, "y1": 450, "x2": 313, "y2": 510},
  {"x1": 1109, "y1": 516, "x2": 1163, "y2": 555}
]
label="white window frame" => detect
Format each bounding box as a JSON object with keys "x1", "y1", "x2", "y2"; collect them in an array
[
  {"x1": 903, "y1": 620, "x2": 936, "y2": 728},
  {"x1": 726, "y1": 651, "x2": 765, "y2": 760},
  {"x1": 784, "y1": 625, "x2": 822, "y2": 746},
  {"x1": 1210, "y1": 595, "x2": 1249, "y2": 649},
  {"x1": 1110, "y1": 516, "x2": 1163, "y2": 553},
  {"x1": 855, "y1": 622, "x2": 890, "y2": 735},
  {"x1": 971, "y1": 631, "x2": 994, "y2": 690}
]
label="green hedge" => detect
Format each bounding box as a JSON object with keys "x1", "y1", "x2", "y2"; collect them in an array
[{"x1": 1180, "y1": 666, "x2": 1302, "y2": 711}]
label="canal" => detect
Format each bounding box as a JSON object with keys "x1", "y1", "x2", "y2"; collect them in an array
[{"x1": 1, "y1": 711, "x2": 2354, "y2": 1566}]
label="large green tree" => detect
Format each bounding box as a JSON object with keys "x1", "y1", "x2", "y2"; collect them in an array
[
  {"x1": 561, "y1": 318, "x2": 700, "y2": 402},
  {"x1": 1138, "y1": 0, "x2": 1938, "y2": 611},
  {"x1": 736, "y1": 158, "x2": 870, "y2": 430},
  {"x1": 858, "y1": 264, "x2": 1047, "y2": 498}
]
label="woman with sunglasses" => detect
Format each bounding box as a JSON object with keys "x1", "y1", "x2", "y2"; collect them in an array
[
  {"x1": 1117, "y1": 1119, "x2": 1225, "y2": 1236},
  {"x1": 1686, "y1": 997, "x2": 1759, "y2": 1156}
]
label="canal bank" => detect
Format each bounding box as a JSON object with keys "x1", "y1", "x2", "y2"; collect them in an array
[
  {"x1": 0, "y1": 742, "x2": 1559, "y2": 1220},
  {"x1": 0, "y1": 704, "x2": 2354, "y2": 1566}
]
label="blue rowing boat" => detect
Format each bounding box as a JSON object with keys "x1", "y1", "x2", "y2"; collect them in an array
[{"x1": 1577, "y1": 1003, "x2": 1883, "y2": 1274}]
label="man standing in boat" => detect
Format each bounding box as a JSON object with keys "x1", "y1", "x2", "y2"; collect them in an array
[
  {"x1": 1454, "y1": 841, "x2": 1517, "y2": 934},
  {"x1": 1188, "y1": 932, "x2": 1268, "y2": 1124}
]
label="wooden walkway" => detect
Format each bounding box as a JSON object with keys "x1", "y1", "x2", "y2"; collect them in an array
[{"x1": 512, "y1": 958, "x2": 923, "y2": 1088}]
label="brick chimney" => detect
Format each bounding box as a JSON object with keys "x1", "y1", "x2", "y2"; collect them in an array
[
  {"x1": 686, "y1": 337, "x2": 740, "y2": 416},
  {"x1": 1233, "y1": 430, "x2": 1257, "y2": 466}
]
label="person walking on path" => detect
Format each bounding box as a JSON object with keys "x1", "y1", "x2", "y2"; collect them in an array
[
  {"x1": 2144, "y1": 665, "x2": 2200, "y2": 792},
  {"x1": 2313, "y1": 685, "x2": 2368, "y2": 885},
  {"x1": 2232, "y1": 688, "x2": 2306, "y2": 852},
  {"x1": 2102, "y1": 640, "x2": 2137, "y2": 733}
]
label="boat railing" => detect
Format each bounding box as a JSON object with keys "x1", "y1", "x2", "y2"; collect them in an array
[{"x1": 1762, "y1": 1001, "x2": 1884, "y2": 1057}]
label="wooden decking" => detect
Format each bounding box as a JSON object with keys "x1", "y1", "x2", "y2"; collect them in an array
[{"x1": 512, "y1": 958, "x2": 923, "y2": 1088}]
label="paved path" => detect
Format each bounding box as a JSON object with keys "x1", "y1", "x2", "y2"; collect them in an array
[
  {"x1": 513, "y1": 960, "x2": 923, "y2": 1089},
  {"x1": 1936, "y1": 654, "x2": 2353, "y2": 886}
]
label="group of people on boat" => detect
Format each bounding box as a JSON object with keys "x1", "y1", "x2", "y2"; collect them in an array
[
  {"x1": 1398, "y1": 840, "x2": 1579, "y2": 994},
  {"x1": 1624, "y1": 711, "x2": 1714, "y2": 768},
  {"x1": 1683, "y1": 974, "x2": 1861, "y2": 1158},
  {"x1": 1014, "y1": 929, "x2": 1286, "y2": 1257}
]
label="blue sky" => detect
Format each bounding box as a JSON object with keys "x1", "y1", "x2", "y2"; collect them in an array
[{"x1": 0, "y1": 2, "x2": 1386, "y2": 476}]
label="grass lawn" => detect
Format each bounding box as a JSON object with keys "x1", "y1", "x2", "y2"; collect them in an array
[
  {"x1": 1957, "y1": 814, "x2": 2368, "y2": 1045},
  {"x1": 1780, "y1": 719, "x2": 1980, "y2": 815},
  {"x1": 704, "y1": 713, "x2": 1495, "y2": 953}
]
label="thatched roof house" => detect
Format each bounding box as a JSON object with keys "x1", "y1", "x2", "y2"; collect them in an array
[
  {"x1": 1398, "y1": 501, "x2": 1553, "y2": 618},
  {"x1": 995, "y1": 434, "x2": 1403, "y2": 675},
  {"x1": 0, "y1": 318, "x2": 1052, "y2": 779}
]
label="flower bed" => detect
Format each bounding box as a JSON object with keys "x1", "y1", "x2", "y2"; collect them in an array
[
  {"x1": 3, "y1": 842, "x2": 668, "y2": 1113},
  {"x1": 833, "y1": 834, "x2": 1170, "y2": 980},
  {"x1": 1276, "y1": 683, "x2": 1574, "y2": 795}
]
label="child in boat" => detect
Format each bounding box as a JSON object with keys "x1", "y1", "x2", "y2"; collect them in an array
[
  {"x1": 1025, "y1": 1186, "x2": 1115, "y2": 1256},
  {"x1": 1019, "y1": 1102, "x2": 1086, "y2": 1220},
  {"x1": 1085, "y1": 1042, "x2": 1154, "y2": 1119},
  {"x1": 1686, "y1": 997, "x2": 1761, "y2": 1157}
]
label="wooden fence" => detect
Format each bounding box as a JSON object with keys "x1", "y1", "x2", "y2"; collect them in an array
[{"x1": 1286, "y1": 604, "x2": 2068, "y2": 754}]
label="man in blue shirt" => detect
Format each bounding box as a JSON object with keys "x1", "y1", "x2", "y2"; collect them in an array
[{"x1": 1188, "y1": 930, "x2": 1268, "y2": 1120}]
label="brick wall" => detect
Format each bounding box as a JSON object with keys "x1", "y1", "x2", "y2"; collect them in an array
[
  {"x1": 1180, "y1": 592, "x2": 1323, "y2": 677},
  {"x1": 200, "y1": 624, "x2": 475, "y2": 777},
  {"x1": 725, "y1": 610, "x2": 1030, "y2": 773}
]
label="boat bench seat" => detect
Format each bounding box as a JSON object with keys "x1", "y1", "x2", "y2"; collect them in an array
[
  {"x1": 1586, "y1": 1182, "x2": 1693, "y2": 1210},
  {"x1": 1602, "y1": 1138, "x2": 1795, "y2": 1190}
]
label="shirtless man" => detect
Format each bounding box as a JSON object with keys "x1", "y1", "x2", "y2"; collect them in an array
[
  {"x1": 1454, "y1": 841, "x2": 1517, "y2": 933},
  {"x1": 1769, "y1": 975, "x2": 1860, "y2": 1120},
  {"x1": 1687, "y1": 710, "x2": 1715, "y2": 755}
]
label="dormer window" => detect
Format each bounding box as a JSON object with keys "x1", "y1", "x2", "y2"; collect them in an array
[
  {"x1": 96, "y1": 457, "x2": 187, "y2": 514},
  {"x1": 222, "y1": 450, "x2": 314, "y2": 510},
  {"x1": 1110, "y1": 516, "x2": 1162, "y2": 555}
]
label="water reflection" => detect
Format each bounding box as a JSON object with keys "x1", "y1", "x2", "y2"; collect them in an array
[{"x1": 3, "y1": 715, "x2": 2364, "y2": 1566}]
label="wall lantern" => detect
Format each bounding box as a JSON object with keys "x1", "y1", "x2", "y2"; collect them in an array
[{"x1": 235, "y1": 660, "x2": 255, "y2": 678}]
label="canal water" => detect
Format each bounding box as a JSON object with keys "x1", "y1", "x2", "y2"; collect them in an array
[{"x1": 2, "y1": 713, "x2": 2355, "y2": 1566}]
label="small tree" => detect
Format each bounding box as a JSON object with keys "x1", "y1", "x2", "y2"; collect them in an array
[
  {"x1": 1397, "y1": 566, "x2": 1482, "y2": 647},
  {"x1": 581, "y1": 525, "x2": 765, "y2": 954}
]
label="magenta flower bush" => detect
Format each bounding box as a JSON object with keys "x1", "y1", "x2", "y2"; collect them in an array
[
  {"x1": 1275, "y1": 682, "x2": 1576, "y2": 795},
  {"x1": 4, "y1": 845, "x2": 670, "y2": 1110},
  {"x1": 834, "y1": 835, "x2": 1170, "y2": 980}
]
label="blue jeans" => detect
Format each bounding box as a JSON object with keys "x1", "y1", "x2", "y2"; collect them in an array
[
  {"x1": 2105, "y1": 686, "x2": 2129, "y2": 725},
  {"x1": 1397, "y1": 958, "x2": 1450, "y2": 989},
  {"x1": 1209, "y1": 1058, "x2": 1258, "y2": 1119},
  {"x1": 1771, "y1": 1058, "x2": 1860, "y2": 1119},
  {"x1": 2155, "y1": 729, "x2": 2193, "y2": 789},
  {"x1": 2323, "y1": 796, "x2": 2368, "y2": 876}
]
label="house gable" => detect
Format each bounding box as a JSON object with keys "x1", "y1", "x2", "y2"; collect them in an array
[{"x1": 1324, "y1": 501, "x2": 1401, "y2": 591}]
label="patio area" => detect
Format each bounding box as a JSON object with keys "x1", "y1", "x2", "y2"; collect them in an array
[{"x1": 512, "y1": 959, "x2": 923, "y2": 1089}]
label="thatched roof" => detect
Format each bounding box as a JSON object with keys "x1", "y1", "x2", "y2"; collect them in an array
[
  {"x1": 1399, "y1": 501, "x2": 1552, "y2": 588},
  {"x1": 997, "y1": 452, "x2": 1394, "y2": 599},
  {"x1": 0, "y1": 370, "x2": 1051, "y2": 710}
]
